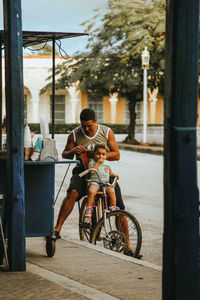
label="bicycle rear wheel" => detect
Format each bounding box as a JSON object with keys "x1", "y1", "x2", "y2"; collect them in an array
[
  {"x1": 79, "y1": 197, "x2": 97, "y2": 242},
  {"x1": 91, "y1": 210, "x2": 142, "y2": 258}
]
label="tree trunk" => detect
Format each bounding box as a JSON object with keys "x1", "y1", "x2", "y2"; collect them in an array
[{"x1": 123, "y1": 97, "x2": 140, "y2": 144}]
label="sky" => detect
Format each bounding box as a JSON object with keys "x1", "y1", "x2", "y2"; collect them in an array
[{"x1": 0, "y1": 0, "x2": 107, "y2": 55}]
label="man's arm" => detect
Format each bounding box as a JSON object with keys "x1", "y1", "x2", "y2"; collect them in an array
[
  {"x1": 62, "y1": 132, "x2": 87, "y2": 159},
  {"x1": 106, "y1": 129, "x2": 120, "y2": 161}
]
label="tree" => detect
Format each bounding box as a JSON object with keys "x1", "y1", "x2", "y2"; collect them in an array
[{"x1": 42, "y1": 0, "x2": 165, "y2": 143}]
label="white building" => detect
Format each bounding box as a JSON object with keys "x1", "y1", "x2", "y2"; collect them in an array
[
  {"x1": 2, "y1": 55, "x2": 164, "y2": 126},
  {"x1": 2, "y1": 55, "x2": 82, "y2": 124}
]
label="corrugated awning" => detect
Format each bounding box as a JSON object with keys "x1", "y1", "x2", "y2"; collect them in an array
[{"x1": 0, "y1": 30, "x2": 87, "y2": 47}]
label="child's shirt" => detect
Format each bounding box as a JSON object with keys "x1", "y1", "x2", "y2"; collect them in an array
[{"x1": 88, "y1": 159, "x2": 110, "y2": 184}]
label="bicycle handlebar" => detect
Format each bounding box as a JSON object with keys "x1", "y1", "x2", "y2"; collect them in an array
[{"x1": 79, "y1": 168, "x2": 118, "y2": 187}]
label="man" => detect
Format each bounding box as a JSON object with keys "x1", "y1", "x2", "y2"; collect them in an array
[{"x1": 54, "y1": 108, "x2": 125, "y2": 238}]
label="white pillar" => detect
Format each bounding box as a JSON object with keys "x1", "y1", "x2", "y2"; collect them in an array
[
  {"x1": 30, "y1": 91, "x2": 39, "y2": 123},
  {"x1": 109, "y1": 97, "x2": 118, "y2": 123},
  {"x1": 69, "y1": 86, "x2": 80, "y2": 123},
  {"x1": 150, "y1": 102, "x2": 156, "y2": 123},
  {"x1": 148, "y1": 88, "x2": 158, "y2": 124},
  {"x1": 70, "y1": 98, "x2": 80, "y2": 123}
]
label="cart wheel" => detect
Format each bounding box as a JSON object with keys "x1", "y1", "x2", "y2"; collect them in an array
[{"x1": 46, "y1": 237, "x2": 56, "y2": 257}]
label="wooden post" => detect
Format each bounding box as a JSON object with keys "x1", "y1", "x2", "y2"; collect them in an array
[
  {"x1": 0, "y1": 41, "x2": 2, "y2": 149},
  {"x1": 52, "y1": 37, "x2": 55, "y2": 139},
  {"x1": 3, "y1": 0, "x2": 25, "y2": 271},
  {"x1": 163, "y1": 0, "x2": 200, "y2": 299}
]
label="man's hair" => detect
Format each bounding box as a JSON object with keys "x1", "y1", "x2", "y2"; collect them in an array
[
  {"x1": 80, "y1": 108, "x2": 96, "y2": 121},
  {"x1": 94, "y1": 143, "x2": 107, "y2": 153}
]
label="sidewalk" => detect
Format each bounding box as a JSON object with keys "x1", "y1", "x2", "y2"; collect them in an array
[
  {"x1": 118, "y1": 142, "x2": 200, "y2": 160},
  {"x1": 118, "y1": 143, "x2": 163, "y2": 156},
  {"x1": 0, "y1": 237, "x2": 162, "y2": 300},
  {"x1": 0, "y1": 137, "x2": 163, "y2": 300}
]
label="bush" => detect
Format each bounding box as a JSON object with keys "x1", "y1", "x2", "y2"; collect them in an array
[
  {"x1": 27, "y1": 123, "x2": 129, "y2": 134},
  {"x1": 102, "y1": 123, "x2": 128, "y2": 134},
  {"x1": 27, "y1": 123, "x2": 163, "y2": 134}
]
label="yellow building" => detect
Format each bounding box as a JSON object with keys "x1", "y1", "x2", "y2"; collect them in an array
[
  {"x1": 1, "y1": 55, "x2": 167, "y2": 125},
  {"x1": 81, "y1": 90, "x2": 164, "y2": 125}
]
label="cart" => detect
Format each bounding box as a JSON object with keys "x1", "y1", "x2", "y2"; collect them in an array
[
  {"x1": 0, "y1": 30, "x2": 86, "y2": 266},
  {"x1": 0, "y1": 157, "x2": 78, "y2": 258}
]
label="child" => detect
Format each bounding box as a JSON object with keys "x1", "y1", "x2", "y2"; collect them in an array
[{"x1": 85, "y1": 143, "x2": 119, "y2": 218}]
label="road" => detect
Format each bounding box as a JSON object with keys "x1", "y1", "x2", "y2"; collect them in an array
[{"x1": 54, "y1": 135, "x2": 164, "y2": 266}]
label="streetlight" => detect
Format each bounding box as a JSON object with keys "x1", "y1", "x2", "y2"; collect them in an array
[{"x1": 141, "y1": 46, "x2": 150, "y2": 144}]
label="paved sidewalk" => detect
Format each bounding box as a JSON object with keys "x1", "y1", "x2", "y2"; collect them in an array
[
  {"x1": 0, "y1": 237, "x2": 162, "y2": 300},
  {"x1": 0, "y1": 138, "x2": 163, "y2": 300},
  {"x1": 118, "y1": 143, "x2": 163, "y2": 156},
  {"x1": 118, "y1": 142, "x2": 200, "y2": 161}
]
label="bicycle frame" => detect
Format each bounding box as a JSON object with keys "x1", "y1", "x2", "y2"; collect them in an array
[
  {"x1": 79, "y1": 168, "x2": 117, "y2": 237},
  {"x1": 79, "y1": 168, "x2": 142, "y2": 257}
]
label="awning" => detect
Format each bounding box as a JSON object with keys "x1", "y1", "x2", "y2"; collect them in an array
[{"x1": 0, "y1": 30, "x2": 87, "y2": 47}]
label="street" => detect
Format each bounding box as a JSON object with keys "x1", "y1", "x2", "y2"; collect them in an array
[
  {"x1": 54, "y1": 135, "x2": 164, "y2": 266},
  {"x1": 53, "y1": 134, "x2": 200, "y2": 267}
]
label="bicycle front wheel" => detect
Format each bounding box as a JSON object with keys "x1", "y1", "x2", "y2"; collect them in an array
[{"x1": 91, "y1": 210, "x2": 142, "y2": 258}]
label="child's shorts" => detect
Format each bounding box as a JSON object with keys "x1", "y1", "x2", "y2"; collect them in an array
[{"x1": 90, "y1": 181, "x2": 101, "y2": 189}]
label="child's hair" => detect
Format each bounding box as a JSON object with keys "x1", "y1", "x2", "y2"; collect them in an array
[{"x1": 94, "y1": 143, "x2": 107, "y2": 153}]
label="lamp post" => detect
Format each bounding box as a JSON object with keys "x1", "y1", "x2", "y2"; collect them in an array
[{"x1": 141, "y1": 47, "x2": 150, "y2": 144}]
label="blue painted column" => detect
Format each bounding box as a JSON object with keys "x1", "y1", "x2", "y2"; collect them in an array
[
  {"x1": 3, "y1": 0, "x2": 25, "y2": 271},
  {"x1": 163, "y1": 0, "x2": 200, "y2": 299}
]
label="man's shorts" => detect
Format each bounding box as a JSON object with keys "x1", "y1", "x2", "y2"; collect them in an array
[{"x1": 67, "y1": 166, "x2": 125, "y2": 210}]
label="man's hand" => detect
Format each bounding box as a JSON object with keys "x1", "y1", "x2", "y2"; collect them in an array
[
  {"x1": 62, "y1": 132, "x2": 87, "y2": 159},
  {"x1": 73, "y1": 145, "x2": 87, "y2": 155}
]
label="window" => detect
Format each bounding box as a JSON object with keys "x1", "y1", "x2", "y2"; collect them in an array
[
  {"x1": 50, "y1": 95, "x2": 65, "y2": 123},
  {"x1": 125, "y1": 100, "x2": 142, "y2": 124},
  {"x1": 88, "y1": 95, "x2": 103, "y2": 122},
  {"x1": 24, "y1": 95, "x2": 27, "y2": 123}
]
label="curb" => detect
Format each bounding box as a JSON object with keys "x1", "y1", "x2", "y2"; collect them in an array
[
  {"x1": 118, "y1": 143, "x2": 163, "y2": 156},
  {"x1": 118, "y1": 143, "x2": 200, "y2": 160},
  {"x1": 66, "y1": 238, "x2": 162, "y2": 272}
]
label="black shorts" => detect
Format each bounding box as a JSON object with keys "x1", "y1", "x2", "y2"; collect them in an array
[{"x1": 67, "y1": 166, "x2": 125, "y2": 210}]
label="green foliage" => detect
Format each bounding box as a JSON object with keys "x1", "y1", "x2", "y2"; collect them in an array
[
  {"x1": 28, "y1": 123, "x2": 162, "y2": 135},
  {"x1": 41, "y1": 0, "x2": 166, "y2": 143},
  {"x1": 42, "y1": 0, "x2": 165, "y2": 98},
  {"x1": 28, "y1": 123, "x2": 129, "y2": 134}
]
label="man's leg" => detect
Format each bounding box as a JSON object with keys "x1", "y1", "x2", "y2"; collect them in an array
[
  {"x1": 54, "y1": 170, "x2": 87, "y2": 237},
  {"x1": 115, "y1": 183, "x2": 142, "y2": 258},
  {"x1": 54, "y1": 189, "x2": 79, "y2": 234},
  {"x1": 115, "y1": 182, "x2": 125, "y2": 210}
]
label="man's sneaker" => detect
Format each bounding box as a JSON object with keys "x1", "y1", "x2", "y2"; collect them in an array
[
  {"x1": 109, "y1": 205, "x2": 117, "y2": 212},
  {"x1": 85, "y1": 205, "x2": 93, "y2": 218}
]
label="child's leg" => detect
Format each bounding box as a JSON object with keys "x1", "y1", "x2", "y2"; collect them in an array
[
  {"x1": 87, "y1": 184, "x2": 99, "y2": 206},
  {"x1": 106, "y1": 186, "x2": 116, "y2": 207},
  {"x1": 85, "y1": 183, "x2": 99, "y2": 218}
]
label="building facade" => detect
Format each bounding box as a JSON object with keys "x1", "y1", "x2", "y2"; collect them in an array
[{"x1": 1, "y1": 55, "x2": 166, "y2": 125}]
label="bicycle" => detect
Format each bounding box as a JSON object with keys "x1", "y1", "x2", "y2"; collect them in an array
[{"x1": 78, "y1": 168, "x2": 142, "y2": 258}]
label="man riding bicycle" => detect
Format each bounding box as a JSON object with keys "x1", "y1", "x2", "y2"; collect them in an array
[
  {"x1": 54, "y1": 108, "x2": 124, "y2": 232},
  {"x1": 53, "y1": 108, "x2": 141, "y2": 258}
]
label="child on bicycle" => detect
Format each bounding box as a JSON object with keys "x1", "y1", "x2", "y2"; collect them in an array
[{"x1": 85, "y1": 143, "x2": 119, "y2": 218}]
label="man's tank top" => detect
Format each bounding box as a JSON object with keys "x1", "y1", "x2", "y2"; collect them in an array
[{"x1": 72, "y1": 124, "x2": 110, "y2": 162}]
